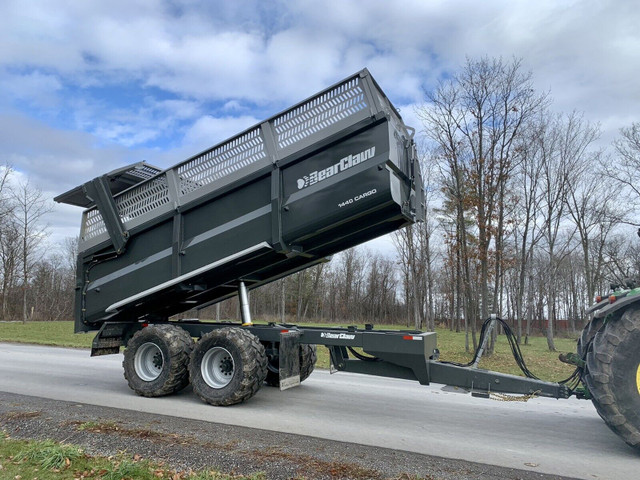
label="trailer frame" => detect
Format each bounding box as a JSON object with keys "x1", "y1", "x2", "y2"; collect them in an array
[{"x1": 91, "y1": 319, "x2": 570, "y2": 400}]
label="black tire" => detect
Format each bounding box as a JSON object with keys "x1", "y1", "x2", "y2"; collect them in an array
[
  {"x1": 189, "y1": 328, "x2": 267, "y2": 406},
  {"x1": 123, "y1": 324, "x2": 194, "y2": 397},
  {"x1": 265, "y1": 344, "x2": 317, "y2": 387},
  {"x1": 577, "y1": 317, "x2": 604, "y2": 358},
  {"x1": 584, "y1": 307, "x2": 640, "y2": 449},
  {"x1": 578, "y1": 317, "x2": 606, "y2": 421}
]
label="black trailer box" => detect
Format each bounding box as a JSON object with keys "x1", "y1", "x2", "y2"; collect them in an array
[{"x1": 56, "y1": 69, "x2": 425, "y2": 332}]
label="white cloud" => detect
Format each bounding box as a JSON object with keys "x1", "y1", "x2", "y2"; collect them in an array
[
  {"x1": 182, "y1": 114, "x2": 262, "y2": 152},
  {"x1": 0, "y1": 113, "x2": 139, "y2": 192},
  {"x1": 0, "y1": 71, "x2": 62, "y2": 108},
  {"x1": 0, "y1": 0, "x2": 638, "y2": 254}
]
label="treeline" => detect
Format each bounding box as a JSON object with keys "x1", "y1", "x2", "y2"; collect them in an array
[
  {"x1": 404, "y1": 57, "x2": 640, "y2": 351},
  {"x1": 193, "y1": 248, "x2": 407, "y2": 325},
  {"x1": 0, "y1": 166, "x2": 75, "y2": 322}
]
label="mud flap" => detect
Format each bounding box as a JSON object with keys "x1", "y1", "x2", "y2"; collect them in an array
[{"x1": 279, "y1": 331, "x2": 302, "y2": 391}]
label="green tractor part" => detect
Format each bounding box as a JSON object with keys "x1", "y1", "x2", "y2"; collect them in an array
[{"x1": 578, "y1": 287, "x2": 640, "y2": 449}]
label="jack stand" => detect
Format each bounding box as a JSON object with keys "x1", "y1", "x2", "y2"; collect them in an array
[{"x1": 239, "y1": 281, "x2": 253, "y2": 326}]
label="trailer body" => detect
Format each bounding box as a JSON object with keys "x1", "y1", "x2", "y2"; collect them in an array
[{"x1": 57, "y1": 69, "x2": 423, "y2": 333}]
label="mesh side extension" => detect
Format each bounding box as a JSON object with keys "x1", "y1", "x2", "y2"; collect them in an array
[
  {"x1": 115, "y1": 176, "x2": 170, "y2": 222},
  {"x1": 178, "y1": 128, "x2": 266, "y2": 196},
  {"x1": 83, "y1": 208, "x2": 107, "y2": 240},
  {"x1": 272, "y1": 77, "x2": 368, "y2": 150},
  {"x1": 130, "y1": 163, "x2": 163, "y2": 182},
  {"x1": 81, "y1": 176, "x2": 170, "y2": 241}
]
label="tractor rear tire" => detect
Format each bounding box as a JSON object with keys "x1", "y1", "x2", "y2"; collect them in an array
[
  {"x1": 577, "y1": 317, "x2": 604, "y2": 358},
  {"x1": 123, "y1": 324, "x2": 194, "y2": 397},
  {"x1": 265, "y1": 344, "x2": 317, "y2": 387},
  {"x1": 189, "y1": 328, "x2": 267, "y2": 406},
  {"x1": 584, "y1": 307, "x2": 640, "y2": 449}
]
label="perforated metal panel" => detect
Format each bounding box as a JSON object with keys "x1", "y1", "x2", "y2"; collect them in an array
[
  {"x1": 132, "y1": 163, "x2": 163, "y2": 181},
  {"x1": 178, "y1": 128, "x2": 266, "y2": 196},
  {"x1": 115, "y1": 176, "x2": 170, "y2": 222},
  {"x1": 81, "y1": 176, "x2": 170, "y2": 241},
  {"x1": 83, "y1": 207, "x2": 107, "y2": 240},
  {"x1": 272, "y1": 77, "x2": 368, "y2": 150}
]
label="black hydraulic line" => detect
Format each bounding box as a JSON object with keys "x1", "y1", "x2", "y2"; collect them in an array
[
  {"x1": 439, "y1": 316, "x2": 581, "y2": 391},
  {"x1": 347, "y1": 346, "x2": 380, "y2": 362}
]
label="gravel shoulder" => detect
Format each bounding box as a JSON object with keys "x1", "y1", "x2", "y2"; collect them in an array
[{"x1": 0, "y1": 390, "x2": 579, "y2": 480}]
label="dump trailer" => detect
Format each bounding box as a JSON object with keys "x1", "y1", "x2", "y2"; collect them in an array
[{"x1": 56, "y1": 69, "x2": 636, "y2": 450}]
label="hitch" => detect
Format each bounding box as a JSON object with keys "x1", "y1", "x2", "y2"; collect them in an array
[
  {"x1": 429, "y1": 361, "x2": 571, "y2": 399},
  {"x1": 558, "y1": 352, "x2": 585, "y2": 368}
]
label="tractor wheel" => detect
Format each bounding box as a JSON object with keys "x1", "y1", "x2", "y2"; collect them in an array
[
  {"x1": 123, "y1": 324, "x2": 193, "y2": 397},
  {"x1": 584, "y1": 307, "x2": 640, "y2": 449},
  {"x1": 265, "y1": 344, "x2": 317, "y2": 387},
  {"x1": 189, "y1": 328, "x2": 267, "y2": 406},
  {"x1": 577, "y1": 317, "x2": 604, "y2": 358}
]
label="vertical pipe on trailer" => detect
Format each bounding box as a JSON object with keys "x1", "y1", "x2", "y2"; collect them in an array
[{"x1": 239, "y1": 281, "x2": 253, "y2": 326}]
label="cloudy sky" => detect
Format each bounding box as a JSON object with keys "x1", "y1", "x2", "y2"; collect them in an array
[{"x1": 1, "y1": 0, "x2": 638, "y2": 251}]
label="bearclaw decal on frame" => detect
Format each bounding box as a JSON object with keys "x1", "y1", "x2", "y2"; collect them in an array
[{"x1": 297, "y1": 146, "x2": 376, "y2": 190}]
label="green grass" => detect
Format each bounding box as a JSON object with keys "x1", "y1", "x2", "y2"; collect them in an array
[
  {"x1": 13, "y1": 438, "x2": 83, "y2": 470},
  {"x1": 0, "y1": 431, "x2": 265, "y2": 480},
  {"x1": 434, "y1": 328, "x2": 578, "y2": 381},
  {"x1": 0, "y1": 321, "x2": 94, "y2": 348},
  {"x1": 0, "y1": 320, "x2": 578, "y2": 382}
]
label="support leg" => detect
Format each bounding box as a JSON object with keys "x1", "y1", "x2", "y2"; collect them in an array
[{"x1": 239, "y1": 281, "x2": 252, "y2": 326}]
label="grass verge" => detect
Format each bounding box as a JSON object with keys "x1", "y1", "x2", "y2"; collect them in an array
[
  {"x1": 0, "y1": 321, "x2": 94, "y2": 348},
  {"x1": 0, "y1": 431, "x2": 265, "y2": 480}
]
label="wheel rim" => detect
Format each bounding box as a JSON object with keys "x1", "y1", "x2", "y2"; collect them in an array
[
  {"x1": 134, "y1": 342, "x2": 164, "y2": 381},
  {"x1": 201, "y1": 347, "x2": 234, "y2": 389}
]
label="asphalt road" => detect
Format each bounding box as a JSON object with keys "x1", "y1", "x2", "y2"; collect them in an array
[{"x1": 0, "y1": 342, "x2": 636, "y2": 479}]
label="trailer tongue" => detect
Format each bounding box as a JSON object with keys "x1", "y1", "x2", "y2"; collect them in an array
[{"x1": 56, "y1": 68, "x2": 616, "y2": 446}]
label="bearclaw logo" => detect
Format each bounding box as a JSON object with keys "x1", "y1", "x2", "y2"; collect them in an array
[
  {"x1": 296, "y1": 146, "x2": 376, "y2": 190},
  {"x1": 320, "y1": 332, "x2": 356, "y2": 340}
]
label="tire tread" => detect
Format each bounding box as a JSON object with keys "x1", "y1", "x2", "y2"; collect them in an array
[
  {"x1": 190, "y1": 328, "x2": 267, "y2": 406},
  {"x1": 123, "y1": 324, "x2": 193, "y2": 397},
  {"x1": 584, "y1": 309, "x2": 640, "y2": 449}
]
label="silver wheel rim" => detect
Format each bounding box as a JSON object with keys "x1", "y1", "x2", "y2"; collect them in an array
[
  {"x1": 134, "y1": 342, "x2": 164, "y2": 381},
  {"x1": 201, "y1": 347, "x2": 234, "y2": 388}
]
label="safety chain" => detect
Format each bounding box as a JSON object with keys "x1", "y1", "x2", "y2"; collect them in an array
[{"x1": 490, "y1": 390, "x2": 541, "y2": 402}]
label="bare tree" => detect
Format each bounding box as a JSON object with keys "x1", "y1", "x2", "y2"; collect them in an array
[
  {"x1": 536, "y1": 112, "x2": 598, "y2": 350},
  {"x1": 609, "y1": 122, "x2": 640, "y2": 211},
  {"x1": 393, "y1": 224, "x2": 424, "y2": 329},
  {"x1": 12, "y1": 180, "x2": 52, "y2": 323},
  {"x1": 510, "y1": 116, "x2": 548, "y2": 343},
  {"x1": 418, "y1": 56, "x2": 547, "y2": 350},
  {"x1": 565, "y1": 164, "x2": 621, "y2": 315},
  {"x1": 0, "y1": 164, "x2": 17, "y2": 319},
  {"x1": 0, "y1": 217, "x2": 20, "y2": 319}
]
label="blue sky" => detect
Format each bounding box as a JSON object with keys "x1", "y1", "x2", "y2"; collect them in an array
[{"x1": 1, "y1": 0, "x2": 638, "y2": 250}]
